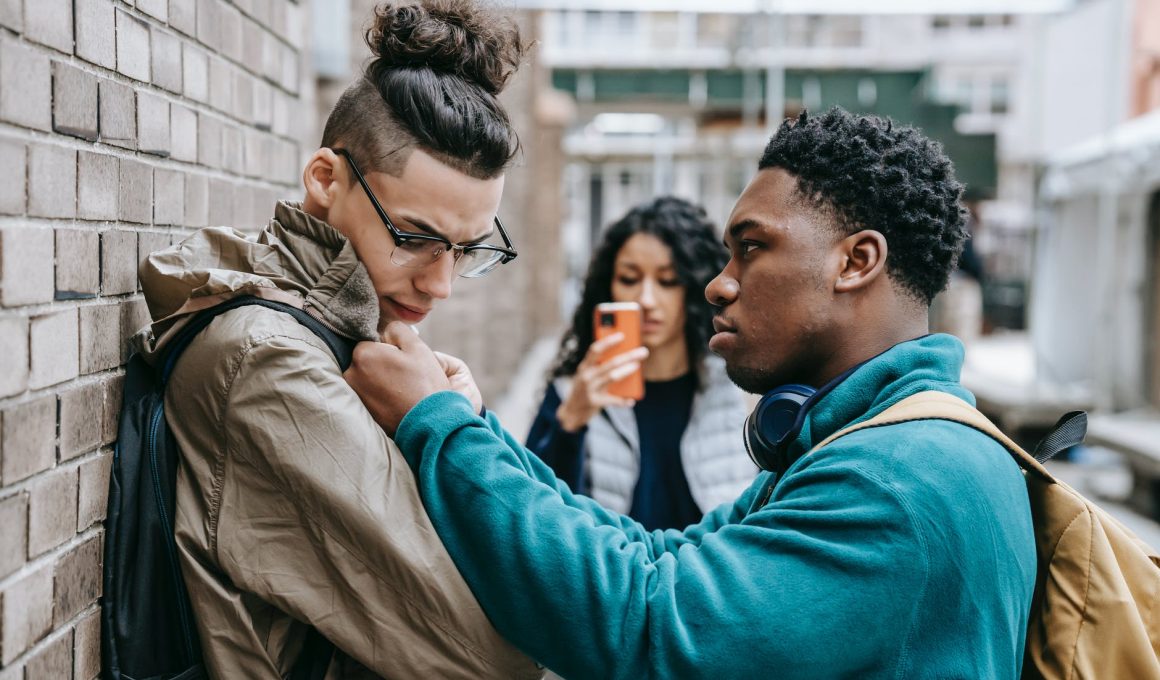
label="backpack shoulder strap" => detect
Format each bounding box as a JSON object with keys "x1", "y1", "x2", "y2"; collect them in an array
[
  {"x1": 812, "y1": 390, "x2": 1057, "y2": 484},
  {"x1": 159, "y1": 295, "x2": 355, "y2": 382}
]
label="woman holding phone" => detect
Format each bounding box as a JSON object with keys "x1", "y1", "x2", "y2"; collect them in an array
[{"x1": 526, "y1": 196, "x2": 756, "y2": 530}]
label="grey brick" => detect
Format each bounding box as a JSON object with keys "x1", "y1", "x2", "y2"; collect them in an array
[
  {"x1": 136, "y1": 91, "x2": 170, "y2": 157},
  {"x1": 170, "y1": 103, "x2": 198, "y2": 162},
  {"x1": 0, "y1": 37, "x2": 52, "y2": 131},
  {"x1": 197, "y1": 113, "x2": 221, "y2": 168},
  {"x1": 0, "y1": 139, "x2": 25, "y2": 215},
  {"x1": 56, "y1": 229, "x2": 100, "y2": 298},
  {"x1": 28, "y1": 144, "x2": 77, "y2": 219},
  {"x1": 28, "y1": 464, "x2": 78, "y2": 557},
  {"x1": 52, "y1": 61, "x2": 98, "y2": 141},
  {"x1": 1, "y1": 396, "x2": 56, "y2": 484},
  {"x1": 221, "y1": 3, "x2": 242, "y2": 63},
  {"x1": 0, "y1": 227, "x2": 54, "y2": 306},
  {"x1": 208, "y1": 55, "x2": 231, "y2": 113},
  {"x1": 232, "y1": 68, "x2": 253, "y2": 123},
  {"x1": 75, "y1": 0, "x2": 117, "y2": 70},
  {"x1": 24, "y1": 0, "x2": 73, "y2": 54},
  {"x1": 0, "y1": 563, "x2": 52, "y2": 664},
  {"x1": 268, "y1": 0, "x2": 285, "y2": 37},
  {"x1": 0, "y1": 316, "x2": 28, "y2": 398},
  {"x1": 247, "y1": 0, "x2": 266, "y2": 24},
  {"x1": 79, "y1": 303, "x2": 120, "y2": 374},
  {"x1": 25, "y1": 631, "x2": 72, "y2": 679},
  {"x1": 29, "y1": 309, "x2": 79, "y2": 389},
  {"x1": 280, "y1": 43, "x2": 299, "y2": 95},
  {"x1": 252, "y1": 77, "x2": 272, "y2": 129},
  {"x1": 137, "y1": 0, "x2": 167, "y2": 21},
  {"x1": 169, "y1": 0, "x2": 196, "y2": 37},
  {"x1": 184, "y1": 173, "x2": 207, "y2": 227},
  {"x1": 115, "y1": 8, "x2": 151, "y2": 83},
  {"x1": 221, "y1": 123, "x2": 243, "y2": 174},
  {"x1": 236, "y1": 0, "x2": 255, "y2": 21},
  {"x1": 261, "y1": 29, "x2": 278, "y2": 84},
  {"x1": 151, "y1": 27, "x2": 182, "y2": 94},
  {"x1": 73, "y1": 609, "x2": 100, "y2": 680},
  {"x1": 77, "y1": 450, "x2": 110, "y2": 531},
  {"x1": 59, "y1": 381, "x2": 104, "y2": 459},
  {"x1": 207, "y1": 178, "x2": 233, "y2": 227},
  {"x1": 196, "y1": 0, "x2": 219, "y2": 52},
  {"x1": 118, "y1": 159, "x2": 153, "y2": 224},
  {"x1": 0, "y1": 0, "x2": 21, "y2": 33},
  {"x1": 244, "y1": 127, "x2": 266, "y2": 178},
  {"x1": 153, "y1": 169, "x2": 184, "y2": 225},
  {"x1": 242, "y1": 16, "x2": 263, "y2": 72},
  {"x1": 137, "y1": 231, "x2": 170, "y2": 269},
  {"x1": 0, "y1": 492, "x2": 27, "y2": 579},
  {"x1": 182, "y1": 42, "x2": 207, "y2": 102},
  {"x1": 77, "y1": 151, "x2": 119, "y2": 221},
  {"x1": 285, "y1": 0, "x2": 305, "y2": 50},
  {"x1": 53, "y1": 535, "x2": 101, "y2": 625},
  {"x1": 100, "y1": 229, "x2": 138, "y2": 293},
  {"x1": 272, "y1": 89, "x2": 290, "y2": 137},
  {"x1": 98, "y1": 78, "x2": 136, "y2": 149},
  {"x1": 102, "y1": 373, "x2": 123, "y2": 444}
]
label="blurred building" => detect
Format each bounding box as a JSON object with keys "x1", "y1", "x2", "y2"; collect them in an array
[
  {"x1": 311, "y1": 0, "x2": 572, "y2": 402},
  {"x1": 515, "y1": 0, "x2": 1077, "y2": 327},
  {"x1": 1032, "y1": 0, "x2": 1160, "y2": 413}
]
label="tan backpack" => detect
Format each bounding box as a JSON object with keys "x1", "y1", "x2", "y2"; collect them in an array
[{"x1": 814, "y1": 390, "x2": 1160, "y2": 679}]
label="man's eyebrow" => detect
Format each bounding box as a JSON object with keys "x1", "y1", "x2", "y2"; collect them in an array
[
  {"x1": 400, "y1": 217, "x2": 494, "y2": 246},
  {"x1": 724, "y1": 219, "x2": 761, "y2": 246}
]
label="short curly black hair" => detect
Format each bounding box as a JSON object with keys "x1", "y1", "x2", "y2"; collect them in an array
[
  {"x1": 551, "y1": 196, "x2": 728, "y2": 391},
  {"x1": 759, "y1": 107, "x2": 968, "y2": 304}
]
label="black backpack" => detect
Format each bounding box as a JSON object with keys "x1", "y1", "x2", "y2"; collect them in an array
[{"x1": 102, "y1": 296, "x2": 354, "y2": 680}]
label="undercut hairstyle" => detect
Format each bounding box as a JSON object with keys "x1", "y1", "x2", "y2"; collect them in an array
[
  {"x1": 759, "y1": 107, "x2": 969, "y2": 305},
  {"x1": 320, "y1": 0, "x2": 527, "y2": 180},
  {"x1": 551, "y1": 197, "x2": 729, "y2": 391}
]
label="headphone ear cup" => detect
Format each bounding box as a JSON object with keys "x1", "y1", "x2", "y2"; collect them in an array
[{"x1": 745, "y1": 385, "x2": 817, "y2": 473}]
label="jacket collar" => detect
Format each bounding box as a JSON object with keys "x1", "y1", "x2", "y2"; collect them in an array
[
  {"x1": 788, "y1": 334, "x2": 974, "y2": 461},
  {"x1": 266, "y1": 202, "x2": 380, "y2": 341}
]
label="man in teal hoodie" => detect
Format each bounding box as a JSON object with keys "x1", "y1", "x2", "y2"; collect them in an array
[{"x1": 344, "y1": 107, "x2": 1037, "y2": 679}]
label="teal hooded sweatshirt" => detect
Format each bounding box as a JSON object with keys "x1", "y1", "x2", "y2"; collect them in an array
[{"x1": 395, "y1": 334, "x2": 1036, "y2": 679}]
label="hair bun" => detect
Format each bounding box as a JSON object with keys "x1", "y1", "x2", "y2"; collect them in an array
[{"x1": 366, "y1": 1, "x2": 526, "y2": 95}]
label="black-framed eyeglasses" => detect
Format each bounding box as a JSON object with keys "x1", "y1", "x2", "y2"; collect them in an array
[{"x1": 331, "y1": 147, "x2": 517, "y2": 278}]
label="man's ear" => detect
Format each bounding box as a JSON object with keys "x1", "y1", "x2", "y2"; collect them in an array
[
  {"x1": 302, "y1": 148, "x2": 343, "y2": 209},
  {"x1": 834, "y1": 229, "x2": 888, "y2": 293}
]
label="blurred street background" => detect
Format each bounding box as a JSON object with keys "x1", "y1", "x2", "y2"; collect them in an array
[{"x1": 1, "y1": 0, "x2": 1159, "y2": 673}]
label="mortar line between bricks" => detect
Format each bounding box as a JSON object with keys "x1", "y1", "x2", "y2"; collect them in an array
[
  {"x1": 7, "y1": 598, "x2": 104, "y2": 668},
  {"x1": 47, "y1": 53, "x2": 306, "y2": 145},
  {"x1": 0, "y1": 363, "x2": 127, "y2": 411},
  {"x1": 0, "y1": 600, "x2": 102, "y2": 672},
  {"x1": 14, "y1": 2, "x2": 305, "y2": 105},
  {"x1": 0, "y1": 446, "x2": 113, "y2": 504},
  {"x1": 0, "y1": 524, "x2": 105, "y2": 593},
  {"x1": 0, "y1": 124, "x2": 303, "y2": 190}
]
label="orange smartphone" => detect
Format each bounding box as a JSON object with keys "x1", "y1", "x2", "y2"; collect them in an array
[{"x1": 593, "y1": 302, "x2": 644, "y2": 401}]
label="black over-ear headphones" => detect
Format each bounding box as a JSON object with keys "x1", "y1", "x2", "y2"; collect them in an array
[{"x1": 743, "y1": 384, "x2": 816, "y2": 473}]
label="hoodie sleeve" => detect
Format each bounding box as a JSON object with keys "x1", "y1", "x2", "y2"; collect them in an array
[{"x1": 397, "y1": 391, "x2": 927, "y2": 680}]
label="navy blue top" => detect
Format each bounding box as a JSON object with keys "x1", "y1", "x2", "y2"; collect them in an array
[{"x1": 526, "y1": 373, "x2": 700, "y2": 530}]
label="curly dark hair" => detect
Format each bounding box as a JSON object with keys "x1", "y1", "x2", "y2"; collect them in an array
[
  {"x1": 551, "y1": 197, "x2": 728, "y2": 391},
  {"x1": 759, "y1": 107, "x2": 968, "y2": 304}
]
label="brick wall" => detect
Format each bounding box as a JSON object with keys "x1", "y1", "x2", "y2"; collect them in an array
[{"x1": 0, "y1": 1, "x2": 312, "y2": 676}]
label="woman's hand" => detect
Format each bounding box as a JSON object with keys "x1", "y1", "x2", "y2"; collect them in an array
[{"x1": 555, "y1": 333, "x2": 648, "y2": 432}]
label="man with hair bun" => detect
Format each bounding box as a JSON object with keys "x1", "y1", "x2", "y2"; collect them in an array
[
  {"x1": 134, "y1": 1, "x2": 541, "y2": 677},
  {"x1": 346, "y1": 107, "x2": 1038, "y2": 679}
]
